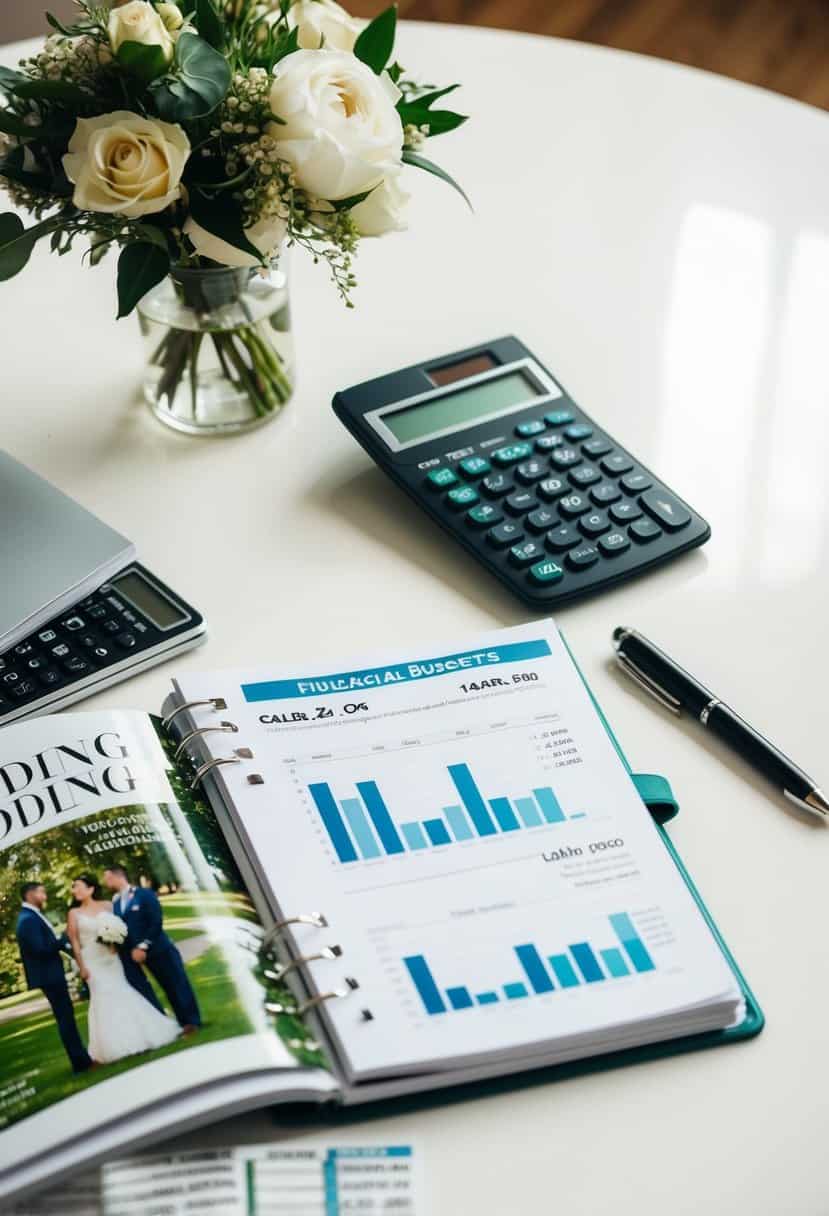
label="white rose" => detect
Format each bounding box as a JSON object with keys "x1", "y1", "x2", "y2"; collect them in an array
[
  {"x1": 349, "y1": 172, "x2": 409, "y2": 236},
  {"x1": 108, "y1": 0, "x2": 175, "y2": 62},
  {"x1": 156, "y1": 2, "x2": 185, "y2": 33},
  {"x1": 284, "y1": 0, "x2": 364, "y2": 51},
  {"x1": 183, "y1": 214, "x2": 288, "y2": 267},
  {"x1": 268, "y1": 49, "x2": 403, "y2": 201},
  {"x1": 62, "y1": 111, "x2": 190, "y2": 218}
]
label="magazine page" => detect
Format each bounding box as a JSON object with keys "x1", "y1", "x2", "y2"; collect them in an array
[{"x1": 0, "y1": 711, "x2": 334, "y2": 1200}]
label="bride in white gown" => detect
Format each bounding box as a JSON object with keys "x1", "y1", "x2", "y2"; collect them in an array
[{"x1": 67, "y1": 874, "x2": 180, "y2": 1064}]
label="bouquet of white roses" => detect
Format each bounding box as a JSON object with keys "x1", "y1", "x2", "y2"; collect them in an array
[
  {"x1": 0, "y1": 0, "x2": 468, "y2": 420},
  {"x1": 95, "y1": 911, "x2": 129, "y2": 947}
]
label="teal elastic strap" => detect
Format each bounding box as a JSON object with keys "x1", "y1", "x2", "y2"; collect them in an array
[{"x1": 631, "y1": 773, "x2": 679, "y2": 824}]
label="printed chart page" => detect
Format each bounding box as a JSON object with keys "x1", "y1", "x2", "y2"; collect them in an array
[{"x1": 175, "y1": 622, "x2": 741, "y2": 1079}]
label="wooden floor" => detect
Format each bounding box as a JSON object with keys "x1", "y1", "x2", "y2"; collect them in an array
[{"x1": 354, "y1": 0, "x2": 829, "y2": 110}]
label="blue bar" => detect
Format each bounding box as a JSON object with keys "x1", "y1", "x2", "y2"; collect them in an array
[
  {"x1": 475, "y1": 991, "x2": 499, "y2": 1005},
  {"x1": 403, "y1": 955, "x2": 446, "y2": 1014},
  {"x1": 423, "y1": 818, "x2": 451, "y2": 846},
  {"x1": 444, "y1": 804, "x2": 473, "y2": 841},
  {"x1": 569, "y1": 942, "x2": 605, "y2": 983},
  {"x1": 446, "y1": 986, "x2": 474, "y2": 1010},
  {"x1": 489, "y1": 797, "x2": 520, "y2": 832},
  {"x1": 515, "y1": 796, "x2": 543, "y2": 828},
  {"x1": 400, "y1": 822, "x2": 427, "y2": 851},
  {"x1": 548, "y1": 953, "x2": 580, "y2": 988},
  {"x1": 356, "y1": 781, "x2": 405, "y2": 855},
  {"x1": 534, "y1": 787, "x2": 566, "y2": 824},
  {"x1": 601, "y1": 947, "x2": 630, "y2": 978},
  {"x1": 610, "y1": 913, "x2": 656, "y2": 972},
  {"x1": 308, "y1": 783, "x2": 358, "y2": 863},
  {"x1": 340, "y1": 798, "x2": 381, "y2": 860},
  {"x1": 447, "y1": 764, "x2": 498, "y2": 836},
  {"x1": 569, "y1": 812, "x2": 587, "y2": 820},
  {"x1": 515, "y1": 944, "x2": 555, "y2": 994},
  {"x1": 503, "y1": 982, "x2": 528, "y2": 1000}
]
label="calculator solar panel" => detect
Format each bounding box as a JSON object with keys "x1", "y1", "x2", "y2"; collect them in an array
[{"x1": 332, "y1": 336, "x2": 710, "y2": 608}]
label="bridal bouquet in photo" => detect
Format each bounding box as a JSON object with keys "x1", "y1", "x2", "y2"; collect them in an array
[
  {"x1": 0, "y1": 0, "x2": 469, "y2": 435},
  {"x1": 95, "y1": 912, "x2": 129, "y2": 948}
]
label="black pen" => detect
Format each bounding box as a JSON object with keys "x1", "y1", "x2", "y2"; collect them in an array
[{"x1": 613, "y1": 626, "x2": 829, "y2": 818}]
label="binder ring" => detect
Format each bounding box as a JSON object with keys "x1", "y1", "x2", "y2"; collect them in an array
[
  {"x1": 262, "y1": 913, "x2": 328, "y2": 953},
  {"x1": 189, "y1": 748, "x2": 253, "y2": 791},
  {"x1": 174, "y1": 722, "x2": 238, "y2": 762},
  {"x1": 162, "y1": 698, "x2": 227, "y2": 729},
  {"x1": 264, "y1": 945, "x2": 342, "y2": 982},
  {"x1": 264, "y1": 990, "x2": 349, "y2": 1018}
]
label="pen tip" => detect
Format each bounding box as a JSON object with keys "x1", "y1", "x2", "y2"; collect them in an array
[
  {"x1": 612, "y1": 627, "x2": 628, "y2": 643},
  {"x1": 806, "y1": 789, "x2": 829, "y2": 818}
]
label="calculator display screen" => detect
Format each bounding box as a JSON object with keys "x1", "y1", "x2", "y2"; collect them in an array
[
  {"x1": 111, "y1": 571, "x2": 187, "y2": 629},
  {"x1": 383, "y1": 370, "x2": 537, "y2": 445}
]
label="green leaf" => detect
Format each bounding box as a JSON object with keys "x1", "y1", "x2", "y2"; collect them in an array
[
  {"x1": 398, "y1": 105, "x2": 467, "y2": 137},
  {"x1": 0, "y1": 110, "x2": 41, "y2": 138},
  {"x1": 188, "y1": 187, "x2": 263, "y2": 262},
  {"x1": 46, "y1": 10, "x2": 77, "y2": 35},
  {"x1": 179, "y1": 0, "x2": 197, "y2": 16},
  {"x1": 0, "y1": 213, "x2": 54, "y2": 281},
  {"x1": 11, "y1": 77, "x2": 91, "y2": 103},
  {"x1": 116, "y1": 241, "x2": 170, "y2": 318},
  {"x1": 0, "y1": 67, "x2": 25, "y2": 95},
  {"x1": 195, "y1": 0, "x2": 225, "y2": 50},
  {"x1": 133, "y1": 224, "x2": 171, "y2": 251},
  {"x1": 408, "y1": 83, "x2": 460, "y2": 108},
  {"x1": 353, "y1": 4, "x2": 396, "y2": 75},
  {"x1": 150, "y1": 32, "x2": 231, "y2": 121},
  {"x1": 271, "y1": 24, "x2": 299, "y2": 66},
  {"x1": 117, "y1": 39, "x2": 170, "y2": 85},
  {"x1": 402, "y1": 149, "x2": 472, "y2": 209}
]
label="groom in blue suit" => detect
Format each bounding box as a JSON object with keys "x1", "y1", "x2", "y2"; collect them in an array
[{"x1": 103, "y1": 865, "x2": 201, "y2": 1032}]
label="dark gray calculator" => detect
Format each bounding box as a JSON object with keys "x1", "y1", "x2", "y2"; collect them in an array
[{"x1": 333, "y1": 336, "x2": 710, "y2": 608}]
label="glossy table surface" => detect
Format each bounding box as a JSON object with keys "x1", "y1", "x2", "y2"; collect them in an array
[{"x1": 3, "y1": 24, "x2": 828, "y2": 1215}]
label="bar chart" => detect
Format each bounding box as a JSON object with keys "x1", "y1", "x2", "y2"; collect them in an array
[
  {"x1": 307, "y1": 761, "x2": 586, "y2": 864},
  {"x1": 403, "y1": 913, "x2": 655, "y2": 1015}
]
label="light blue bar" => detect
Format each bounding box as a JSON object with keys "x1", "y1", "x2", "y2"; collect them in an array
[
  {"x1": 400, "y1": 822, "x2": 427, "y2": 850},
  {"x1": 548, "y1": 953, "x2": 580, "y2": 988},
  {"x1": 503, "y1": 982, "x2": 528, "y2": 1000},
  {"x1": 444, "y1": 804, "x2": 473, "y2": 841},
  {"x1": 515, "y1": 797, "x2": 543, "y2": 828},
  {"x1": 569, "y1": 812, "x2": 587, "y2": 820},
  {"x1": 308, "y1": 783, "x2": 358, "y2": 863},
  {"x1": 601, "y1": 947, "x2": 630, "y2": 978},
  {"x1": 489, "y1": 797, "x2": 520, "y2": 832},
  {"x1": 609, "y1": 912, "x2": 656, "y2": 972},
  {"x1": 534, "y1": 787, "x2": 566, "y2": 823},
  {"x1": 340, "y1": 798, "x2": 381, "y2": 860},
  {"x1": 423, "y1": 818, "x2": 451, "y2": 846},
  {"x1": 475, "y1": 991, "x2": 499, "y2": 1005},
  {"x1": 446, "y1": 986, "x2": 474, "y2": 1010}
]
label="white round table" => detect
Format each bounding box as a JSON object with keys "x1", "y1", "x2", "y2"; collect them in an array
[{"x1": 3, "y1": 24, "x2": 828, "y2": 1215}]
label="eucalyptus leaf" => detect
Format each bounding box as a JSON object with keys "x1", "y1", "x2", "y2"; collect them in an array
[
  {"x1": 116, "y1": 241, "x2": 170, "y2": 318},
  {"x1": 402, "y1": 149, "x2": 472, "y2": 209},
  {"x1": 398, "y1": 105, "x2": 467, "y2": 137},
  {"x1": 188, "y1": 187, "x2": 263, "y2": 262},
  {"x1": 149, "y1": 32, "x2": 230, "y2": 121},
  {"x1": 353, "y1": 4, "x2": 396, "y2": 75},
  {"x1": 12, "y1": 77, "x2": 91, "y2": 103},
  {"x1": 117, "y1": 40, "x2": 170, "y2": 85},
  {"x1": 0, "y1": 213, "x2": 54, "y2": 281},
  {"x1": 0, "y1": 67, "x2": 25, "y2": 95},
  {"x1": 195, "y1": 0, "x2": 225, "y2": 50}
]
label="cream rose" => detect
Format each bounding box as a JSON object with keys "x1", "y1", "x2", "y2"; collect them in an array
[
  {"x1": 268, "y1": 49, "x2": 403, "y2": 201},
  {"x1": 156, "y1": 2, "x2": 185, "y2": 33},
  {"x1": 183, "y1": 214, "x2": 288, "y2": 267},
  {"x1": 108, "y1": 0, "x2": 174, "y2": 62},
  {"x1": 62, "y1": 111, "x2": 189, "y2": 218},
  {"x1": 349, "y1": 172, "x2": 409, "y2": 236},
  {"x1": 284, "y1": 0, "x2": 364, "y2": 51}
]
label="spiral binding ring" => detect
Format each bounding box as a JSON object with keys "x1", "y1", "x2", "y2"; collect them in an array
[
  {"x1": 264, "y1": 989, "x2": 350, "y2": 1017},
  {"x1": 162, "y1": 698, "x2": 227, "y2": 730},
  {"x1": 189, "y1": 748, "x2": 254, "y2": 791},
  {"x1": 264, "y1": 945, "x2": 342, "y2": 982},
  {"x1": 262, "y1": 913, "x2": 328, "y2": 954},
  {"x1": 174, "y1": 722, "x2": 238, "y2": 762}
]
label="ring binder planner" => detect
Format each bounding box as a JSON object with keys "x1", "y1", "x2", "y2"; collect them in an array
[
  {"x1": 162, "y1": 697, "x2": 227, "y2": 729},
  {"x1": 174, "y1": 721, "x2": 238, "y2": 761},
  {"x1": 265, "y1": 946, "x2": 344, "y2": 983},
  {"x1": 189, "y1": 749, "x2": 254, "y2": 791}
]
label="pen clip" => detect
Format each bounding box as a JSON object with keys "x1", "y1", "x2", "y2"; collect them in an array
[{"x1": 615, "y1": 653, "x2": 682, "y2": 716}]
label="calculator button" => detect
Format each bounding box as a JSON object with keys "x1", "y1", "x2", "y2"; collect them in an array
[
  {"x1": 0, "y1": 659, "x2": 6, "y2": 673},
  {"x1": 38, "y1": 628, "x2": 58, "y2": 643},
  {"x1": 79, "y1": 634, "x2": 99, "y2": 649},
  {"x1": 535, "y1": 434, "x2": 563, "y2": 453},
  {"x1": 26, "y1": 656, "x2": 45, "y2": 671},
  {"x1": 550, "y1": 447, "x2": 581, "y2": 470},
  {"x1": 509, "y1": 540, "x2": 545, "y2": 567},
  {"x1": 515, "y1": 459, "x2": 546, "y2": 485},
  {"x1": 558, "y1": 493, "x2": 590, "y2": 519},
  {"x1": 630, "y1": 519, "x2": 663, "y2": 543},
  {"x1": 51, "y1": 643, "x2": 71, "y2": 658},
  {"x1": 569, "y1": 464, "x2": 601, "y2": 489},
  {"x1": 528, "y1": 558, "x2": 564, "y2": 586},
  {"x1": 610, "y1": 501, "x2": 643, "y2": 524},
  {"x1": 488, "y1": 522, "x2": 525, "y2": 549},
  {"x1": 492, "y1": 443, "x2": 533, "y2": 466},
  {"x1": 537, "y1": 477, "x2": 568, "y2": 502},
  {"x1": 446, "y1": 486, "x2": 479, "y2": 510},
  {"x1": 544, "y1": 409, "x2": 574, "y2": 427},
  {"x1": 467, "y1": 504, "x2": 503, "y2": 529},
  {"x1": 639, "y1": 491, "x2": 691, "y2": 531},
  {"x1": 526, "y1": 507, "x2": 559, "y2": 533},
  {"x1": 38, "y1": 668, "x2": 63, "y2": 687},
  {"x1": 116, "y1": 632, "x2": 138, "y2": 649},
  {"x1": 93, "y1": 646, "x2": 114, "y2": 661},
  {"x1": 621, "y1": 471, "x2": 653, "y2": 494},
  {"x1": 102, "y1": 620, "x2": 121, "y2": 634},
  {"x1": 11, "y1": 680, "x2": 37, "y2": 699},
  {"x1": 567, "y1": 544, "x2": 600, "y2": 570},
  {"x1": 579, "y1": 511, "x2": 610, "y2": 538},
  {"x1": 481, "y1": 473, "x2": 513, "y2": 498},
  {"x1": 62, "y1": 655, "x2": 92, "y2": 674},
  {"x1": 546, "y1": 525, "x2": 581, "y2": 552},
  {"x1": 564, "y1": 423, "x2": 593, "y2": 441},
  {"x1": 14, "y1": 643, "x2": 34, "y2": 657},
  {"x1": 598, "y1": 531, "x2": 631, "y2": 556},
  {"x1": 505, "y1": 491, "x2": 537, "y2": 516},
  {"x1": 515, "y1": 419, "x2": 546, "y2": 438},
  {"x1": 590, "y1": 482, "x2": 622, "y2": 506},
  {"x1": 582, "y1": 437, "x2": 613, "y2": 458},
  {"x1": 61, "y1": 615, "x2": 86, "y2": 632},
  {"x1": 2, "y1": 671, "x2": 20, "y2": 685},
  {"x1": 601, "y1": 453, "x2": 634, "y2": 476},
  {"x1": 86, "y1": 604, "x2": 107, "y2": 620},
  {"x1": 458, "y1": 456, "x2": 491, "y2": 479},
  {"x1": 425, "y1": 467, "x2": 458, "y2": 491}
]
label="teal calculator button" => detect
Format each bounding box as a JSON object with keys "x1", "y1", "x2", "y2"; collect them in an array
[
  {"x1": 529, "y1": 558, "x2": 564, "y2": 585},
  {"x1": 515, "y1": 419, "x2": 546, "y2": 438},
  {"x1": 459, "y1": 455, "x2": 491, "y2": 479},
  {"x1": 447, "y1": 485, "x2": 479, "y2": 510},
  {"x1": 467, "y1": 503, "x2": 503, "y2": 528},
  {"x1": 492, "y1": 442, "x2": 532, "y2": 466},
  {"x1": 425, "y1": 467, "x2": 457, "y2": 490},
  {"x1": 544, "y1": 408, "x2": 574, "y2": 426}
]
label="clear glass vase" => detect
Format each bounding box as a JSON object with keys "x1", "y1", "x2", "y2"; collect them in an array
[{"x1": 137, "y1": 257, "x2": 294, "y2": 437}]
